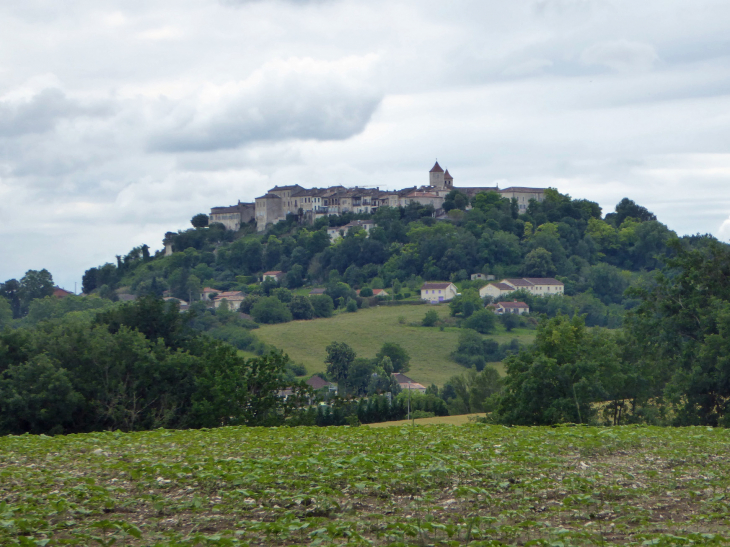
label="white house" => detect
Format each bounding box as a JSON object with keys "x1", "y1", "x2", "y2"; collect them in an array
[
  {"x1": 480, "y1": 282, "x2": 516, "y2": 300},
  {"x1": 262, "y1": 271, "x2": 284, "y2": 283},
  {"x1": 492, "y1": 301, "x2": 530, "y2": 315},
  {"x1": 420, "y1": 282, "x2": 458, "y2": 303},
  {"x1": 327, "y1": 220, "x2": 375, "y2": 241},
  {"x1": 213, "y1": 291, "x2": 245, "y2": 309}
]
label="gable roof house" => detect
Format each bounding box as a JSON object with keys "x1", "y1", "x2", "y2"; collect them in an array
[
  {"x1": 309, "y1": 288, "x2": 326, "y2": 296},
  {"x1": 420, "y1": 282, "x2": 458, "y2": 303},
  {"x1": 480, "y1": 282, "x2": 516, "y2": 300},
  {"x1": 306, "y1": 376, "x2": 338, "y2": 393},
  {"x1": 263, "y1": 271, "x2": 284, "y2": 282},
  {"x1": 392, "y1": 373, "x2": 427, "y2": 393},
  {"x1": 491, "y1": 301, "x2": 530, "y2": 315},
  {"x1": 213, "y1": 291, "x2": 245, "y2": 309}
]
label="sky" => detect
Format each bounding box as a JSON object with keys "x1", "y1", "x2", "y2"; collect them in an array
[{"x1": 2, "y1": 0, "x2": 730, "y2": 291}]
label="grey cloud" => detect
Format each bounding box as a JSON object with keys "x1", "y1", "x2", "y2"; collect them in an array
[
  {"x1": 0, "y1": 88, "x2": 114, "y2": 138},
  {"x1": 148, "y1": 65, "x2": 382, "y2": 152}
]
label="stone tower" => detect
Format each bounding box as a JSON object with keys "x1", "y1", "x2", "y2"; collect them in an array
[
  {"x1": 429, "y1": 161, "x2": 445, "y2": 188},
  {"x1": 444, "y1": 169, "x2": 453, "y2": 189}
]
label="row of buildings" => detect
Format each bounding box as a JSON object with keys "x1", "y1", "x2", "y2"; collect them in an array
[{"x1": 209, "y1": 162, "x2": 547, "y2": 232}]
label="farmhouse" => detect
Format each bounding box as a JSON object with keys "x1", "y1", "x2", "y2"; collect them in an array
[
  {"x1": 306, "y1": 376, "x2": 338, "y2": 394},
  {"x1": 309, "y1": 288, "x2": 326, "y2": 296},
  {"x1": 327, "y1": 220, "x2": 376, "y2": 241},
  {"x1": 392, "y1": 373, "x2": 427, "y2": 393},
  {"x1": 492, "y1": 301, "x2": 530, "y2": 315},
  {"x1": 263, "y1": 271, "x2": 284, "y2": 283},
  {"x1": 420, "y1": 282, "x2": 458, "y2": 303},
  {"x1": 480, "y1": 277, "x2": 564, "y2": 299},
  {"x1": 213, "y1": 291, "x2": 245, "y2": 309}
]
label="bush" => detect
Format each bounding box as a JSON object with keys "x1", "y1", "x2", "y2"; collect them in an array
[
  {"x1": 411, "y1": 410, "x2": 435, "y2": 419},
  {"x1": 289, "y1": 295, "x2": 314, "y2": 320},
  {"x1": 462, "y1": 309, "x2": 497, "y2": 334},
  {"x1": 346, "y1": 299, "x2": 358, "y2": 313},
  {"x1": 422, "y1": 310, "x2": 439, "y2": 327},
  {"x1": 359, "y1": 287, "x2": 373, "y2": 297},
  {"x1": 310, "y1": 295, "x2": 334, "y2": 318},
  {"x1": 250, "y1": 296, "x2": 293, "y2": 324},
  {"x1": 288, "y1": 363, "x2": 307, "y2": 376}
]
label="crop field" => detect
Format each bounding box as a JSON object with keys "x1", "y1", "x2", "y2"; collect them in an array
[
  {"x1": 2, "y1": 425, "x2": 730, "y2": 546},
  {"x1": 254, "y1": 304, "x2": 535, "y2": 386}
]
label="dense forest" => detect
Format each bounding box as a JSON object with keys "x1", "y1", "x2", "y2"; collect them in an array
[{"x1": 2, "y1": 188, "x2": 730, "y2": 433}]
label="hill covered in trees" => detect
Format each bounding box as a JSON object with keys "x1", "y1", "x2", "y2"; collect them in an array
[{"x1": 78, "y1": 189, "x2": 677, "y2": 328}]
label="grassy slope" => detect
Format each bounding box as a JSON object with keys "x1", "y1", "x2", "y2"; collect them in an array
[{"x1": 254, "y1": 304, "x2": 536, "y2": 386}]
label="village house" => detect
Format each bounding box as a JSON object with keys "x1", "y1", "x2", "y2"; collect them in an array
[
  {"x1": 53, "y1": 286, "x2": 74, "y2": 298},
  {"x1": 306, "y1": 376, "x2": 338, "y2": 394},
  {"x1": 327, "y1": 220, "x2": 376, "y2": 241},
  {"x1": 262, "y1": 271, "x2": 284, "y2": 283},
  {"x1": 480, "y1": 277, "x2": 564, "y2": 299},
  {"x1": 308, "y1": 288, "x2": 326, "y2": 296},
  {"x1": 212, "y1": 291, "x2": 245, "y2": 309},
  {"x1": 470, "y1": 273, "x2": 495, "y2": 281},
  {"x1": 491, "y1": 301, "x2": 530, "y2": 315},
  {"x1": 420, "y1": 282, "x2": 458, "y2": 303},
  {"x1": 392, "y1": 373, "x2": 427, "y2": 393},
  {"x1": 200, "y1": 287, "x2": 219, "y2": 301}
]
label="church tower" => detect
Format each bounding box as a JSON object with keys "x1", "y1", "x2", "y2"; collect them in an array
[
  {"x1": 444, "y1": 169, "x2": 453, "y2": 189},
  {"x1": 429, "y1": 161, "x2": 445, "y2": 188}
]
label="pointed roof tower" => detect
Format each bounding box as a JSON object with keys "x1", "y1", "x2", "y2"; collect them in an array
[
  {"x1": 430, "y1": 161, "x2": 444, "y2": 173},
  {"x1": 444, "y1": 169, "x2": 453, "y2": 180}
]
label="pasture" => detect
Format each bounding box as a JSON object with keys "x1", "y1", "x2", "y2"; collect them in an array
[
  {"x1": 2, "y1": 424, "x2": 730, "y2": 545},
  {"x1": 254, "y1": 304, "x2": 535, "y2": 386}
]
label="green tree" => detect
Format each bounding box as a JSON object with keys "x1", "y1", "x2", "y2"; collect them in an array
[
  {"x1": 0, "y1": 297, "x2": 13, "y2": 328},
  {"x1": 310, "y1": 295, "x2": 334, "y2": 318},
  {"x1": 523, "y1": 247, "x2": 556, "y2": 277},
  {"x1": 325, "y1": 342, "x2": 356, "y2": 394},
  {"x1": 0, "y1": 280, "x2": 21, "y2": 318},
  {"x1": 289, "y1": 295, "x2": 314, "y2": 320},
  {"x1": 375, "y1": 342, "x2": 410, "y2": 373},
  {"x1": 462, "y1": 309, "x2": 497, "y2": 334},
  {"x1": 493, "y1": 314, "x2": 619, "y2": 425},
  {"x1": 250, "y1": 297, "x2": 293, "y2": 324},
  {"x1": 18, "y1": 269, "x2": 55, "y2": 316},
  {"x1": 191, "y1": 213, "x2": 209, "y2": 228}
]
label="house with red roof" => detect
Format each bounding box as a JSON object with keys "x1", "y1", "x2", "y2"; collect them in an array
[{"x1": 420, "y1": 282, "x2": 458, "y2": 303}]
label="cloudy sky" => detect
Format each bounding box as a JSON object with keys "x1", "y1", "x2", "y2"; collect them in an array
[{"x1": 2, "y1": 0, "x2": 730, "y2": 290}]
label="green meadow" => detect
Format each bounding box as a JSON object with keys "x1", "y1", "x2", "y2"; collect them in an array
[{"x1": 254, "y1": 303, "x2": 536, "y2": 386}]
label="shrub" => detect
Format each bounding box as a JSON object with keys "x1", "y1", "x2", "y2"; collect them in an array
[
  {"x1": 346, "y1": 299, "x2": 358, "y2": 313},
  {"x1": 411, "y1": 410, "x2": 435, "y2": 419},
  {"x1": 310, "y1": 295, "x2": 334, "y2": 318},
  {"x1": 463, "y1": 309, "x2": 497, "y2": 334},
  {"x1": 359, "y1": 287, "x2": 373, "y2": 297},
  {"x1": 289, "y1": 295, "x2": 314, "y2": 320},
  {"x1": 250, "y1": 296, "x2": 293, "y2": 324},
  {"x1": 422, "y1": 310, "x2": 439, "y2": 327}
]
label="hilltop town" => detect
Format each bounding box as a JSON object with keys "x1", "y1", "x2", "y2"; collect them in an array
[{"x1": 209, "y1": 162, "x2": 548, "y2": 232}]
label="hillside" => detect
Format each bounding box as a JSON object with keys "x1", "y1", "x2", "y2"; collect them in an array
[
  {"x1": 2, "y1": 424, "x2": 729, "y2": 546},
  {"x1": 255, "y1": 303, "x2": 535, "y2": 386}
]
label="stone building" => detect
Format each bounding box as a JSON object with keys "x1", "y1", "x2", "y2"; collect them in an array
[
  {"x1": 209, "y1": 201, "x2": 254, "y2": 231},
  {"x1": 213, "y1": 161, "x2": 549, "y2": 232}
]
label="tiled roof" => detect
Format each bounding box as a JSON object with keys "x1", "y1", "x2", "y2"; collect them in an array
[
  {"x1": 498, "y1": 301, "x2": 529, "y2": 309},
  {"x1": 504, "y1": 278, "x2": 534, "y2": 287},
  {"x1": 430, "y1": 161, "x2": 444, "y2": 173},
  {"x1": 408, "y1": 192, "x2": 440, "y2": 198},
  {"x1": 309, "y1": 288, "x2": 326, "y2": 295},
  {"x1": 263, "y1": 271, "x2": 283, "y2": 275},
  {"x1": 306, "y1": 376, "x2": 331, "y2": 390},
  {"x1": 444, "y1": 169, "x2": 453, "y2": 179},
  {"x1": 256, "y1": 194, "x2": 281, "y2": 200},
  {"x1": 213, "y1": 291, "x2": 244, "y2": 299},
  {"x1": 391, "y1": 373, "x2": 413, "y2": 383},
  {"x1": 488, "y1": 282, "x2": 515, "y2": 291},
  {"x1": 421, "y1": 282, "x2": 454, "y2": 290},
  {"x1": 500, "y1": 187, "x2": 546, "y2": 193},
  {"x1": 523, "y1": 278, "x2": 563, "y2": 285}
]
